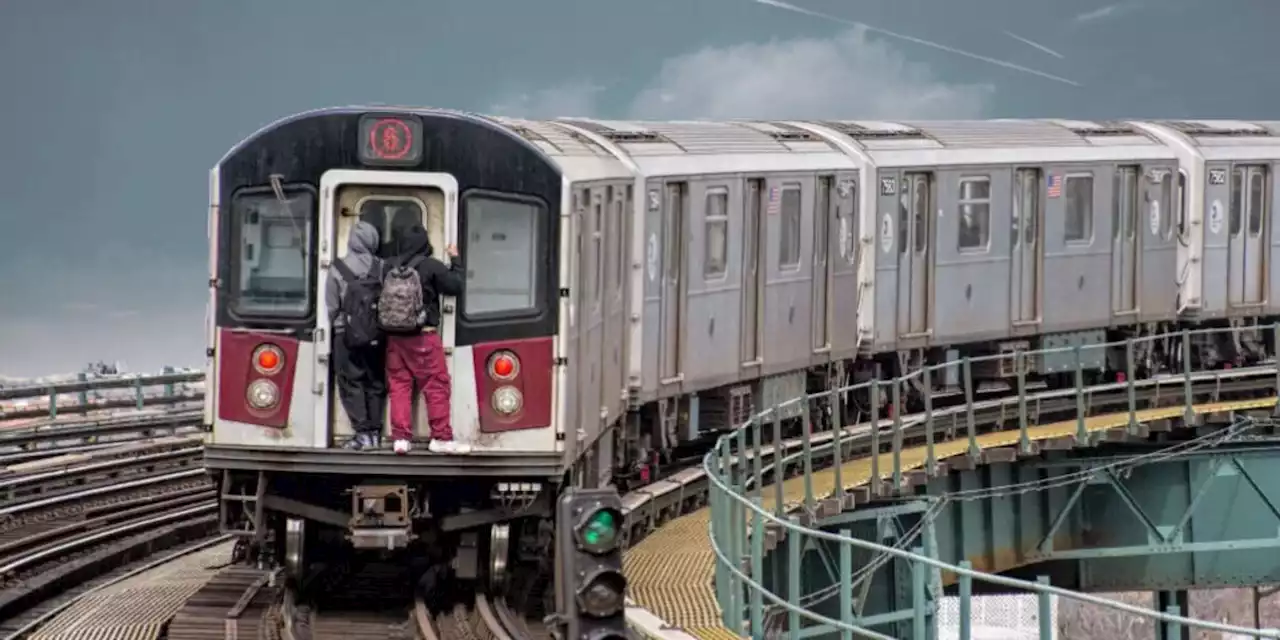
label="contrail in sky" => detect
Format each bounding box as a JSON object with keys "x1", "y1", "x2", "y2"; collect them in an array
[
  {"x1": 752, "y1": 0, "x2": 1082, "y2": 87},
  {"x1": 1003, "y1": 30, "x2": 1066, "y2": 60}
]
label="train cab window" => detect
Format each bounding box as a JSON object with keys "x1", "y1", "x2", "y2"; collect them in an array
[
  {"x1": 618, "y1": 187, "x2": 630, "y2": 289},
  {"x1": 1176, "y1": 170, "x2": 1188, "y2": 239},
  {"x1": 704, "y1": 189, "x2": 729, "y2": 279},
  {"x1": 1248, "y1": 170, "x2": 1266, "y2": 237},
  {"x1": 592, "y1": 196, "x2": 603, "y2": 302},
  {"x1": 1158, "y1": 172, "x2": 1174, "y2": 240},
  {"x1": 778, "y1": 186, "x2": 802, "y2": 269},
  {"x1": 1064, "y1": 175, "x2": 1094, "y2": 244},
  {"x1": 1230, "y1": 169, "x2": 1244, "y2": 236},
  {"x1": 957, "y1": 176, "x2": 990, "y2": 251},
  {"x1": 462, "y1": 193, "x2": 542, "y2": 317},
  {"x1": 229, "y1": 188, "x2": 314, "y2": 318},
  {"x1": 842, "y1": 182, "x2": 858, "y2": 266},
  {"x1": 358, "y1": 198, "x2": 425, "y2": 258}
]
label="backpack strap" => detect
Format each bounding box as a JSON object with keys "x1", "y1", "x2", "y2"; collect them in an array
[
  {"x1": 332, "y1": 259, "x2": 356, "y2": 281},
  {"x1": 405, "y1": 255, "x2": 427, "y2": 271}
]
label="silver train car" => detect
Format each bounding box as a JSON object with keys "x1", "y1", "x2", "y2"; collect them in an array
[{"x1": 203, "y1": 110, "x2": 1279, "y2": 579}]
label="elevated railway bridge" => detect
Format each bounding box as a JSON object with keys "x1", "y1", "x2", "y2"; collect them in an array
[{"x1": 8, "y1": 326, "x2": 1280, "y2": 639}]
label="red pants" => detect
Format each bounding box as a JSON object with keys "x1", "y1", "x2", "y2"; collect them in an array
[{"x1": 386, "y1": 332, "x2": 453, "y2": 441}]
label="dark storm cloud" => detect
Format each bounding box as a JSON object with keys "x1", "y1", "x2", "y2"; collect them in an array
[{"x1": 0, "y1": 0, "x2": 1276, "y2": 375}]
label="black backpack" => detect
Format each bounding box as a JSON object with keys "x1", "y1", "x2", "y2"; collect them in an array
[{"x1": 332, "y1": 259, "x2": 382, "y2": 348}]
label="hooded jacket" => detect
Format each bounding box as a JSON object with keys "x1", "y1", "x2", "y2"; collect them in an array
[
  {"x1": 387, "y1": 223, "x2": 465, "y2": 332},
  {"x1": 325, "y1": 221, "x2": 381, "y2": 329}
]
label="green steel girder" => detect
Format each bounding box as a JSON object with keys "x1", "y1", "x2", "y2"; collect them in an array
[{"x1": 759, "y1": 418, "x2": 1280, "y2": 638}]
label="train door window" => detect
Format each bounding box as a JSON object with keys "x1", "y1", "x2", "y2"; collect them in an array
[
  {"x1": 1159, "y1": 171, "x2": 1174, "y2": 240},
  {"x1": 957, "y1": 176, "x2": 991, "y2": 251},
  {"x1": 1230, "y1": 169, "x2": 1244, "y2": 236},
  {"x1": 616, "y1": 188, "x2": 627, "y2": 290},
  {"x1": 358, "y1": 199, "x2": 422, "y2": 259},
  {"x1": 912, "y1": 175, "x2": 930, "y2": 253},
  {"x1": 461, "y1": 192, "x2": 543, "y2": 317},
  {"x1": 898, "y1": 183, "x2": 909, "y2": 255},
  {"x1": 842, "y1": 181, "x2": 858, "y2": 266},
  {"x1": 1176, "y1": 170, "x2": 1188, "y2": 240},
  {"x1": 230, "y1": 187, "x2": 315, "y2": 318},
  {"x1": 704, "y1": 188, "x2": 729, "y2": 279},
  {"x1": 1064, "y1": 175, "x2": 1094, "y2": 244},
  {"x1": 592, "y1": 194, "x2": 603, "y2": 304},
  {"x1": 778, "y1": 185, "x2": 802, "y2": 269},
  {"x1": 1249, "y1": 169, "x2": 1266, "y2": 237}
]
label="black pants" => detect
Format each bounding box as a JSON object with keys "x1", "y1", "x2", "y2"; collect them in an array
[{"x1": 334, "y1": 333, "x2": 387, "y2": 434}]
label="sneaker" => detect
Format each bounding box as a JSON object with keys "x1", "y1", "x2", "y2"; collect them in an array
[
  {"x1": 393, "y1": 439, "x2": 412, "y2": 455},
  {"x1": 427, "y1": 440, "x2": 471, "y2": 454},
  {"x1": 343, "y1": 433, "x2": 378, "y2": 451}
]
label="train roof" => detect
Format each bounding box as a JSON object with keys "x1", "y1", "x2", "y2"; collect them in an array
[{"x1": 1142, "y1": 119, "x2": 1280, "y2": 162}]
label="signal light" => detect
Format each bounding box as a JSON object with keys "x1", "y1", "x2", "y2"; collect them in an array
[
  {"x1": 252, "y1": 344, "x2": 284, "y2": 375},
  {"x1": 246, "y1": 378, "x2": 281, "y2": 410},
  {"x1": 556, "y1": 488, "x2": 628, "y2": 640},
  {"x1": 488, "y1": 350, "x2": 519, "y2": 381},
  {"x1": 491, "y1": 386, "x2": 523, "y2": 416}
]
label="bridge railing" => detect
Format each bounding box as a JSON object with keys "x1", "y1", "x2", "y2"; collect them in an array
[
  {"x1": 0, "y1": 369, "x2": 205, "y2": 421},
  {"x1": 706, "y1": 324, "x2": 1280, "y2": 639}
]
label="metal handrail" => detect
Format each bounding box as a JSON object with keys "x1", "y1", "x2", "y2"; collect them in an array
[{"x1": 706, "y1": 323, "x2": 1280, "y2": 639}]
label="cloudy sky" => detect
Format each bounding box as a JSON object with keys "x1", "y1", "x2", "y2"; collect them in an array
[{"x1": 0, "y1": 0, "x2": 1273, "y2": 376}]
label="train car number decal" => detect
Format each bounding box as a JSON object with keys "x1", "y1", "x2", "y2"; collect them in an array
[
  {"x1": 880, "y1": 177, "x2": 896, "y2": 196},
  {"x1": 1209, "y1": 200, "x2": 1224, "y2": 234},
  {"x1": 880, "y1": 213, "x2": 894, "y2": 253},
  {"x1": 1209, "y1": 169, "x2": 1227, "y2": 185}
]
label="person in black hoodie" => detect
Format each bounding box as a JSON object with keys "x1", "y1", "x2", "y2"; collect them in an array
[{"x1": 382, "y1": 223, "x2": 468, "y2": 454}]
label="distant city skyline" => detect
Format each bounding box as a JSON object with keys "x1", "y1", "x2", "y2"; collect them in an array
[{"x1": 2, "y1": 0, "x2": 1277, "y2": 376}]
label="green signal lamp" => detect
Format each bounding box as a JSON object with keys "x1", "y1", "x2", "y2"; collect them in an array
[{"x1": 574, "y1": 505, "x2": 623, "y2": 555}]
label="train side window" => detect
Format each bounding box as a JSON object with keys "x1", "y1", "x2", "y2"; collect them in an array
[
  {"x1": 1248, "y1": 169, "x2": 1265, "y2": 237},
  {"x1": 229, "y1": 187, "x2": 314, "y2": 319},
  {"x1": 461, "y1": 192, "x2": 542, "y2": 317},
  {"x1": 1176, "y1": 170, "x2": 1188, "y2": 239},
  {"x1": 1064, "y1": 175, "x2": 1094, "y2": 244},
  {"x1": 779, "y1": 185, "x2": 802, "y2": 269},
  {"x1": 1230, "y1": 168, "x2": 1244, "y2": 236},
  {"x1": 957, "y1": 176, "x2": 990, "y2": 251},
  {"x1": 704, "y1": 188, "x2": 729, "y2": 280}
]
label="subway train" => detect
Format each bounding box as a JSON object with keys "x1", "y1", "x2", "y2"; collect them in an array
[{"x1": 202, "y1": 110, "x2": 1280, "y2": 586}]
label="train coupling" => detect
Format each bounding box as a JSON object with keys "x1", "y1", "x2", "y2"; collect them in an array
[{"x1": 346, "y1": 483, "x2": 417, "y2": 550}]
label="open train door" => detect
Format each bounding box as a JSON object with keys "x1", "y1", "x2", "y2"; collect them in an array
[{"x1": 316, "y1": 169, "x2": 458, "y2": 446}]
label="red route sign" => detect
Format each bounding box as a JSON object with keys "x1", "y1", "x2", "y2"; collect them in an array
[{"x1": 368, "y1": 118, "x2": 412, "y2": 160}]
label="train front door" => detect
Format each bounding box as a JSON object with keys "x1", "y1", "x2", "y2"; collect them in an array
[
  {"x1": 318, "y1": 170, "x2": 457, "y2": 445},
  {"x1": 1010, "y1": 168, "x2": 1043, "y2": 331},
  {"x1": 1112, "y1": 166, "x2": 1140, "y2": 314},
  {"x1": 897, "y1": 172, "x2": 932, "y2": 341},
  {"x1": 1229, "y1": 165, "x2": 1268, "y2": 308}
]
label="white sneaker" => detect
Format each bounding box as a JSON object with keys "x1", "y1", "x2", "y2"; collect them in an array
[
  {"x1": 428, "y1": 440, "x2": 472, "y2": 454},
  {"x1": 393, "y1": 439, "x2": 412, "y2": 455}
]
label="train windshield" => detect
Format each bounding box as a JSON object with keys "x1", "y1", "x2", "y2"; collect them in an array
[
  {"x1": 462, "y1": 193, "x2": 541, "y2": 317},
  {"x1": 228, "y1": 188, "x2": 315, "y2": 318}
]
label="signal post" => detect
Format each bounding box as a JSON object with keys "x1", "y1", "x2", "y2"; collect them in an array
[{"x1": 550, "y1": 487, "x2": 630, "y2": 640}]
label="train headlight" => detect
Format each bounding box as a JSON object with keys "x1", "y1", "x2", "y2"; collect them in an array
[
  {"x1": 246, "y1": 379, "x2": 280, "y2": 410},
  {"x1": 491, "y1": 386, "x2": 523, "y2": 416},
  {"x1": 252, "y1": 344, "x2": 285, "y2": 375}
]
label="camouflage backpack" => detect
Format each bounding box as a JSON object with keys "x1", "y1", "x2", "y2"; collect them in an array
[{"x1": 377, "y1": 256, "x2": 427, "y2": 331}]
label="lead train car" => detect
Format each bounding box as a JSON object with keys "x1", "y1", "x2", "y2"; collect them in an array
[{"x1": 203, "y1": 110, "x2": 1280, "y2": 577}]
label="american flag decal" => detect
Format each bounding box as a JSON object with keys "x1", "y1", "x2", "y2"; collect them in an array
[
  {"x1": 1047, "y1": 174, "x2": 1063, "y2": 198},
  {"x1": 766, "y1": 186, "x2": 782, "y2": 215}
]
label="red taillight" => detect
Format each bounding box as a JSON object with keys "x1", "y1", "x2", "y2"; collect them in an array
[
  {"x1": 488, "y1": 351, "x2": 520, "y2": 381},
  {"x1": 252, "y1": 343, "x2": 284, "y2": 375}
]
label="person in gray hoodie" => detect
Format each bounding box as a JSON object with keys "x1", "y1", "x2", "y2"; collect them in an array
[{"x1": 326, "y1": 221, "x2": 387, "y2": 450}]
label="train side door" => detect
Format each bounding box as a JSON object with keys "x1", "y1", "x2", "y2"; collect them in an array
[
  {"x1": 1229, "y1": 165, "x2": 1269, "y2": 307},
  {"x1": 1111, "y1": 165, "x2": 1140, "y2": 315},
  {"x1": 897, "y1": 172, "x2": 933, "y2": 340},
  {"x1": 318, "y1": 170, "x2": 457, "y2": 446},
  {"x1": 1010, "y1": 168, "x2": 1043, "y2": 331},
  {"x1": 740, "y1": 178, "x2": 766, "y2": 367},
  {"x1": 811, "y1": 175, "x2": 835, "y2": 352},
  {"x1": 660, "y1": 182, "x2": 687, "y2": 384}
]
